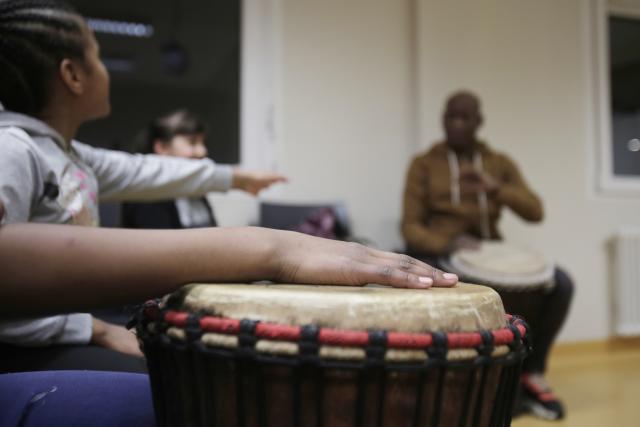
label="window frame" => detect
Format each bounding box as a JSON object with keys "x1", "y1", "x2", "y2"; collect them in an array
[{"x1": 592, "y1": 0, "x2": 640, "y2": 195}]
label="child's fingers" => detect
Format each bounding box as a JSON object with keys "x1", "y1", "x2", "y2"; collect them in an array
[
  {"x1": 351, "y1": 262, "x2": 434, "y2": 289},
  {"x1": 367, "y1": 248, "x2": 432, "y2": 270},
  {"x1": 427, "y1": 267, "x2": 458, "y2": 287},
  {"x1": 365, "y1": 248, "x2": 458, "y2": 287}
]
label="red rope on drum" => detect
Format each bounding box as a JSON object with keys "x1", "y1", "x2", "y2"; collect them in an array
[
  {"x1": 319, "y1": 328, "x2": 369, "y2": 346},
  {"x1": 153, "y1": 309, "x2": 527, "y2": 350},
  {"x1": 255, "y1": 323, "x2": 300, "y2": 340},
  {"x1": 387, "y1": 332, "x2": 433, "y2": 348},
  {"x1": 447, "y1": 332, "x2": 482, "y2": 348},
  {"x1": 164, "y1": 311, "x2": 188, "y2": 326},
  {"x1": 493, "y1": 328, "x2": 514, "y2": 345},
  {"x1": 200, "y1": 316, "x2": 241, "y2": 334}
]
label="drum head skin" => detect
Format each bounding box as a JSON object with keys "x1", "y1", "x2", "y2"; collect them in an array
[
  {"x1": 441, "y1": 241, "x2": 555, "y2": 289},
  {"x1": 170, "y1": 283, "x2": 506, "y2": 332}
]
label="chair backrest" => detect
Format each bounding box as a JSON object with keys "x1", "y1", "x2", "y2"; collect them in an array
[
  {"x1": 259, "y1": 201, "x2": 350, "y2": 233},
  {"x1": 99, "y1": 202, "x2": 122, "y2": 228}
]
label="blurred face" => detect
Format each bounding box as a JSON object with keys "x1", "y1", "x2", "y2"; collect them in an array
[
  {"x1": 79, "y1": 26, "x2": 111, "y2": 120},
  {"x1": 155, "y1": 134, "x2": 208, "y2": 159},
  {"x1": 443, "y1": 95, "x2": 482, "y2": 150}
]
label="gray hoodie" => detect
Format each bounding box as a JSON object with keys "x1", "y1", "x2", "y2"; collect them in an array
[{"x1": 0, "y1": 111, "x2": 233, "y2": 346}]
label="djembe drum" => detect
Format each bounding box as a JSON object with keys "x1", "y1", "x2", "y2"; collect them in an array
[
  {"x1": 439, "y1": 241, "x2": 555, "y2": 344},
  {"x1": 137, "y1": 283, "x2": 529, "y2": 427}
]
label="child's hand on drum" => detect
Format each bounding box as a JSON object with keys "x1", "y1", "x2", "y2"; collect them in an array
[
  {"x1": 0, "y1": 224, "x2": 457, "y2": 317},
  {"x1": 273, "y1": 231, "x2": 458, "y2": 289}
]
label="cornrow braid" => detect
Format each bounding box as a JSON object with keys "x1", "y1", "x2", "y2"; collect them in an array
[{"x1": 0, "y1": 0, "x2": 87, "y2": 115}]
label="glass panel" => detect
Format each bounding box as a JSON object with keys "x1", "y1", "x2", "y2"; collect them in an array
[{"x1": 609, "y1": 15, "x2": 640, "y2": 176}]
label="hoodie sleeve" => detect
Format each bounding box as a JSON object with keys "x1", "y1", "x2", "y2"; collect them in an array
[
  {"x1": 0, "y1": 128, "x2": 40, "y2": 224},
  {"x1": 495, "y1": 153, "x2": 544, "y2": 222},
  {"x1": 72, "y1": 142, "x2": 234, "y2": 202},
  {"x1": 0, "y1": 130, "x2": 94, "y2": 347},
  {"x1": 0, "y1": 314, "x2": 93, "y2": 346}
]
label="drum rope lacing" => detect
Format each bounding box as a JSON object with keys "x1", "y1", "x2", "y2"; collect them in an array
[
  {"x1": 139, "y1": 301, "x2": 529, "y2": 363},
  {"x1": 135, "y1": 298, "x2": 530, "y2": 427}
]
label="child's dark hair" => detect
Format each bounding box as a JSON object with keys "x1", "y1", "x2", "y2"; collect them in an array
[
  {"x1": 138, "y1": 109, "x2": 207, "y2": 153},
  {"x1": 0, "y1": 0, "x2": 87, "y2": 116}
]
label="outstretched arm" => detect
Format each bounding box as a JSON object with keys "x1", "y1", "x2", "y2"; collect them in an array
[
  {"x1": 75, "y1": 142, "x2": 286, "y2": 201},
  {"x1": 0, "y1": 220, "x2": 457, "y2": 318}
]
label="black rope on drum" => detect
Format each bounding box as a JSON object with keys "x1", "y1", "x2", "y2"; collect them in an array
[
  {"x1": 368, "y1": 330, "x2": 388, "y2": 427},
  {"x1": 471, "y1": 330, "x2": 495, "y2": 427},
  {"x1": 292, "y1": 364, "x2": 301, "y2": 427},
  {"x1": 458, "y1": 366, "x2": 476, "y2": 426},
  {"x1": 504, "y1": 321, "x2": 527, "y2": 427},
  {"x1": 185, "y1": 313, "x2": 202, "y2": 342},
  {"x1": 427, "y1": 331, "x2": 447, "y2": 427},
  {"x1": 236, "y1": 319, "x2": 258, "y2": 427},
  {"x1": 489, "y1": 363, "x2": 507, "y2": 427},
  {"x1": 412, "y1": 369, "x2": 427, "y2": 427},
  {"x1": 300, "y1": 325, "x2": 322, "y2": 427},
  {"x1": 192, "y1": 340, "x2": 217, "y2": 427}
]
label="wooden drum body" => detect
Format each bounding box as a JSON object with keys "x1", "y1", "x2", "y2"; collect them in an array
[{"x1": 137, "y1": 283, "x2": 529, "y2": 427}]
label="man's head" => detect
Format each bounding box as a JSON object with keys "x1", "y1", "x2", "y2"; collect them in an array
[{"x1": 442, "y1": 91, "x2": 482, "y2": 151}]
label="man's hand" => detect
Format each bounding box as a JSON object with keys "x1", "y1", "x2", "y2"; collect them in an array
[
  {"x1": 232, "y1": 170, "x2": 288, "y2": 195},
  {"x1": 459, "y1": 165, "x2": 499, "y2": 195},
  {"x1": 91, "y1": 317, "x2": 143, "y2": 357}
]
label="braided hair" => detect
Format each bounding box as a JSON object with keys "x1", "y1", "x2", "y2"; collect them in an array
[{"x1": 0, "y1": 0, "x2": 87, "y2": 116}]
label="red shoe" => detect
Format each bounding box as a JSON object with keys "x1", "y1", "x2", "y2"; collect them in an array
[{"x1": 519, "y1": 373, "x2": 565, "y2": 420}]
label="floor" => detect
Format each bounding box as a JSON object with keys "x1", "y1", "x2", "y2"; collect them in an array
[{"x1": 512, "y1": 339, "x2": 640, "y2": 427}]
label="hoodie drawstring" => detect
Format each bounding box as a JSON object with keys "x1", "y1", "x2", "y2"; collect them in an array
[{"x1": 447, "y1": 150, "x2": 491, "y2": 240}]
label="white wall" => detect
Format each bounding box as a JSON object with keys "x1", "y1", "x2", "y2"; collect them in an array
[
  {"x1": 214, "y1": 0, "x2": 640, "y2": 342},
  {"x1": 216, "y1": 0, "x2": 417, "y2": 250},
  {"x1": 270, "y1": 0, "x2": 417, "y2": 250},
  {"x1": 415, "y1": 0, "x2": 640, "y2": 342}
]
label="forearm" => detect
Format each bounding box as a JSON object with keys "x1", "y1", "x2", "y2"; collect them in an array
[
  {"x1": 496, "y1": 185, "x2": 544, "y2": 222},
  {"x1": 0, "y1": 224, "x2": 280, "y2": 316},
  {"x1": 0, "y1": 222, "x2": 459, "y2": 317},
  {"x1": 494, "y1": 155, "x2": 544, "y2": 222},
  {"x1": 83, "y1": 144, "x2": 234, "y2": 202}
]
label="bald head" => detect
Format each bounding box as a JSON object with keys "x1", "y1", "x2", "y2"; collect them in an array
[
  {"x1": 443, "y1": 91, "x2": 483, "y2": 151},
  {"x1": 446, "y1": 91, "x2": 481, "y2": 112}
]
